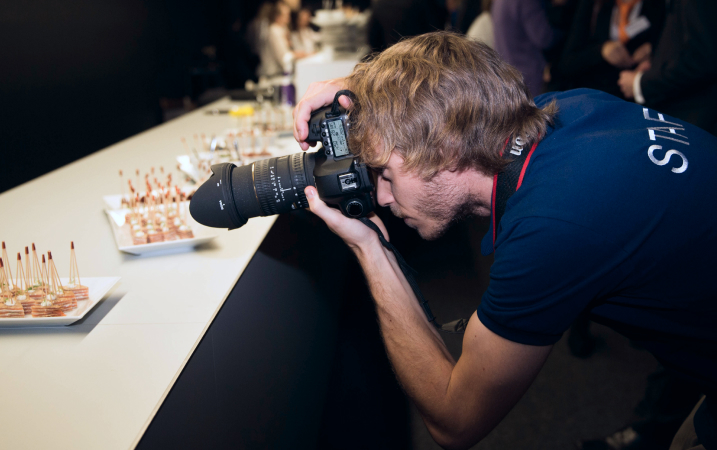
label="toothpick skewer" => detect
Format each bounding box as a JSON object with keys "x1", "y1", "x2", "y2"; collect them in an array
[
  {"x1": 0, "y1": 258, "x2": 23, "y2": 316},
  {"x1": 15, "y1": 253, "x2": 28, "y2": 296},
  {"x1": 1, "y1": 242, "x2": 12, "y2": 286},
  {"x1": 47, "y1": 252, "x2": 60, "y2": 294},
  {"x1": 47, "y1": 251, "x2": 77, "y2": 312},
  {"x1": 63, "y1": 242, "x2": 89, "y2": 301},
  {"x1": 25, "y1": 247, "x2": 33, "y2": 292},
  {"x1": 31, "y1": 244, "x2": 43, "y2": 289},
  {"x1": 13, "y1": 253, "x2": 32, "y2": 315},
  {"x1": 0, "y1": 258, "x2": 8, "y2": 295},
  {"x1": 41, "y1": 254, "x2": 48, "y2": 289}
]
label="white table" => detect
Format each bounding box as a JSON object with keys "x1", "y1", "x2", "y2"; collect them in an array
[{"x1": 0, "y1": 99, "x2": 305, "y2": 450}]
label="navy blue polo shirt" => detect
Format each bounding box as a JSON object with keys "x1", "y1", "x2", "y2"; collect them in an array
[{"x1": 478, "y1": 89, "x2": 717, "y2": 391}]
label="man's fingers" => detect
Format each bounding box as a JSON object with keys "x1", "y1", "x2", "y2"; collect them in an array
[
  {"x1": 305, "y1": 187, "x2": 386, "y2": 249},
  {"x1": 305, "y1": 186, "x2": 341, "y2": 225},
  {"x1": 293, "y1": 78, "x2": 348, "y2": 151},
  {"x1": 338, "y1": 95, "x2": 353, "y2": 109},
  {"x1": 293, "y1": 99, "x2": 312, "y2": 148}
]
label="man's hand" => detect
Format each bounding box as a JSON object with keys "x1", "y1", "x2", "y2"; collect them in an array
[
  {"x1": 304, "y1": 186, "x2": 388, "y2": 251},
  {"x1": 635, "y1": 59, "x2": 651, "y2": 73},
  {"x1": 632, "y1": 42, "x2": 652, "y2": 64},
  {"x1": 293, "y1": 78, "x2": 350, "y2": 150},
  {"x1": 601, "y1": 41, "x2": 635, "y2": 68},
  {"x1": 618, "y1": 70, "x2": 637, "y2": 98}
]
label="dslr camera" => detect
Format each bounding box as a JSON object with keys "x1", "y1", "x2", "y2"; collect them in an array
[{"x1": 190, "y1": 91, "x2": 375, "y2": 230}]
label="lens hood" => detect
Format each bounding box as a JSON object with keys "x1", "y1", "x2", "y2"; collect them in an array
[{"x1": 189, "y1": 163, "x2": 248, "y2": 230}]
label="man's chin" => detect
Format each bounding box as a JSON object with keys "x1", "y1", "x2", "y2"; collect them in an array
[{"x1": 415, "y1": 221, "x2": 449, "y2": 241}]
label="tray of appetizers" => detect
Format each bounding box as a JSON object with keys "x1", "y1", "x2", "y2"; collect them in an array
[
  {"x1": 0, "y1": 242, "x2": 120, "y2": 327},
  {"x1": 0, "y1": 277, "x2": 121, "y2": 327},
  {"x1": 103, "y1": 204, "x2": 217, "y2": 256},
  {"x1": 106, "y1": 166, "x2": 217, "y2": 255}
]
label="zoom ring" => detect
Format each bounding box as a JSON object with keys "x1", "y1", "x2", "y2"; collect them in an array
[
  {"x1": 254, "y1": 158, "x2": 278, "y2": 216},
  {"x1": 290, "y1": 153, "x2": 309, "y2": 209}
]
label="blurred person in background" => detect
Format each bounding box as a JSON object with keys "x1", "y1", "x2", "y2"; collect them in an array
[
  {"x1": 618, "y1": 0, "x2": 717, "y2": 136},
  {"x1": 291, "y1": 7, "x2": 320, "y2": 55},
  {"x1": 246, "y1": 2, "x2": 274, "y2": 73},
  {"x1": 258, "y1": 2, "x2": 309, "y2": 77},
  {"x1": 492, "y1": 0, "x2": 558, "y2": 97},
  {"x1": 466, "y1": 0, "x2": 494, "y2": 48},
  {"x1": 556, "y1": 0, "x2": 664, "y2": 99}
]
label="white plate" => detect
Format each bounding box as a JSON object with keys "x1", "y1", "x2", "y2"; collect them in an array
[
  {"x1": 0, "y1": 277, "x2": 121, "y2": 327},
  {"x1": 103, "y1": 208, "x2": 217, "y2": 255}
]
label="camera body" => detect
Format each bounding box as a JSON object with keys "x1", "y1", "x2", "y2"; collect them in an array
[
  {"x1": 189, "y1": 95, "x2": 375, "y2": 231},
  {"x1": 307, "y1": 104, "x2": 374, "y2": 219}
]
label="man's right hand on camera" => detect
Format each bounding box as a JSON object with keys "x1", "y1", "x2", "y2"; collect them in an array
[{"x1": 293, "y1": 78, "x2": 351, "y2": 151}]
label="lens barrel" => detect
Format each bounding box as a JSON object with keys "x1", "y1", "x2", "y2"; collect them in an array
[
  {"x1": 190, "y1": 152, "x2": 315, "y2": 230},
  {"x1": 253, "y1": 152, "x2": 313, "y2": 216}
]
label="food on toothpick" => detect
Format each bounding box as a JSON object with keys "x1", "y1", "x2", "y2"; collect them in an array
[
  {"x1": 14, "y1": 252, "x2": 35, "y2": 315},
  {"x1": 63, "y1": 242, "x2": 89, "y2": 300},
  {"x1": 0, "y1": 258, "x2": 24, "y2": 318},
  {"x1": 1, "y1": 242, "x2": 12, "y2": 283},
  {"x1": 0, "y1": 242, "x2": 90, "y2": 319},
  {"x1": 48, "y1": 251, "x2": 77, "y2": 312}
]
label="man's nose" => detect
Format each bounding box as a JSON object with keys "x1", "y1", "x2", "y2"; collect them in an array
[{"x1": 375, "y1": 177, "x2": 393, "y2": 207}]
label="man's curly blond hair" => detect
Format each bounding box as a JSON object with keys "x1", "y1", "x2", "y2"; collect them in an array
[{"x1": 345, "y1": 32, "x2": 556, "y2": 179}]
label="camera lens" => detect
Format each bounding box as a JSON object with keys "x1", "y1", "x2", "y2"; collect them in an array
[
  {"x1": 253, "y1": 152, "x2": 313, "y2": 216},
  {"x1": 190, "y1": 152, "x2": 315, "y2": 230}
]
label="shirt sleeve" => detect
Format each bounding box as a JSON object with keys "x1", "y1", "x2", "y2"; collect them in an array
[
  {"x1": 478, "y1": 216, "x2": 632, "y2": 346},
  {"x1": 633, "y1": 71, "x2": 646, "y2": 104}
]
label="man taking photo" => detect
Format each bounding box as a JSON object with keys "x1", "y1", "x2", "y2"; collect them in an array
[{"x1": 293, "y1": 32, "x2": 716, "y2": 450}]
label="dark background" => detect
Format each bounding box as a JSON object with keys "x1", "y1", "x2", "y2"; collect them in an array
[
  {"x1": 0, "y1": 0, "x2": 380, "y2": 194},
  {"x1": 0, "y1": 0, "x2": 263, "y2": 194}
]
